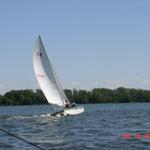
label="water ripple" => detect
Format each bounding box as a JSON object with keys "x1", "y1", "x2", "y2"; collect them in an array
[{"x1": 0, "y1": 104, "x2": 150, "y2": 149}]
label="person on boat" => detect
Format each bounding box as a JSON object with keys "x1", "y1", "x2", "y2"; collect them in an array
[
  {"x1": 65, "y1": 100, "x2": 70, "y2": 109},
  {"x1": 70, "y1": 102, "x2": 76, "y2": 108},
  {"x1": 65, "y1": 101, "x2": 76, "y2": 109}
]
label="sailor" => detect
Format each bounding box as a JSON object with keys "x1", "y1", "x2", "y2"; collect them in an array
[
  {"x1": 70, "y1": 102, "x2": 76, "y2": 108},
  {"x1": 65, "y1": 100, "x2": 70, "y2": 108}
]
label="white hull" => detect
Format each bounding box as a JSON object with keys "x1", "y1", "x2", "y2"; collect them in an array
[{"x1": 63, "y1": 106, "x2": 84, "y2": 116}]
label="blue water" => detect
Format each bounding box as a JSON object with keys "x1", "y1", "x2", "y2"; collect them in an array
[{"x1": 0, "y1": 103, "x2": 150, "y2": 150}]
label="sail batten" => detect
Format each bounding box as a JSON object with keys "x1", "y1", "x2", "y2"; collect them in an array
[{"x1": 33, "y1": 36, "x2": 67, "y2": 107}]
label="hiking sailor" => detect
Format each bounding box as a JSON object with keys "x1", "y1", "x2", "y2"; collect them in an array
[{"x1": 65, "y1": 100, "x2": 70, "y2": 108}]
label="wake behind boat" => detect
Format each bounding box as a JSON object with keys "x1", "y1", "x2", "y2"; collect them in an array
[{"x1": 33, "y1": 36, "x2": 84, "y2": 116}]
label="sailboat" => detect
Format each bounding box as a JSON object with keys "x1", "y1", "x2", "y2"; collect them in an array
[{"x1": 33, "y1": 36, "x2": 84, "y2": 116}]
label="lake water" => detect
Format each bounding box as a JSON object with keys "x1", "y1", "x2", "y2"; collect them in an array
[{"x1": 0, "y1": 103, "x2": 150, "y2": 150}]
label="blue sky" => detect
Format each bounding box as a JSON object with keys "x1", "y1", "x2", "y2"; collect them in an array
[{"x1": 0, "y1": 0, "x2": 150, "y2": 94}]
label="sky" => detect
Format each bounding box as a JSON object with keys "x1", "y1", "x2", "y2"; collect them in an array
[{"x1": 0, "y1": 0, "x2": 150, "y2": 94}]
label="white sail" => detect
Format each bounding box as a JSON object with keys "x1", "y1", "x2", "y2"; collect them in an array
[{"x1": 33, "y1": 36, "x2": 69, "y2": 107}]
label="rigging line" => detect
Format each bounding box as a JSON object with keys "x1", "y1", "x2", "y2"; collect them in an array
[{"x1": 0, "y1": 128, "x2": 46, "y2": 150}]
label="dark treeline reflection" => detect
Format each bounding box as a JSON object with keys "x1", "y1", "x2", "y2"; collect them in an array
[{"x1": 1, "y1": 87, "x2": 150, "y2": 105}]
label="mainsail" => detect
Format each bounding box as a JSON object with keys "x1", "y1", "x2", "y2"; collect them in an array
[{"x1": 33, "y1": 36, "x2": 69, "y2": 107}]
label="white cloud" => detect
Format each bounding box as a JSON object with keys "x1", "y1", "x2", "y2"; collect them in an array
[{"x1": 135, "y1": 77, "x2": 142, "y2": 80}]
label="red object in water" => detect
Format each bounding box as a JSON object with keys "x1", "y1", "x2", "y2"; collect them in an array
[{"x1": 122, "y1": 133, "x2": 131, "y2": 139}]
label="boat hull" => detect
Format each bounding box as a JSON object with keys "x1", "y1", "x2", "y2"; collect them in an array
[{"x1": 63, "y1": 106, "x2": 84, "y2": 116}]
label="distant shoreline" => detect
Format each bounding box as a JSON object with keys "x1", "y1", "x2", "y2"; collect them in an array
[
  {"x1": 1, "y1": 102, "x2": 150, "y2": 107},
  {"x1": 1, "y1": 87, "x2": 150, "y2": 106}
]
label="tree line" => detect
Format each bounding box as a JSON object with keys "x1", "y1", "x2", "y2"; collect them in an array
[{"x1": 1, "y1": 87, "x2": 150, "y2": 106}]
